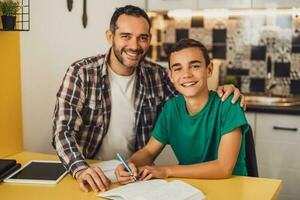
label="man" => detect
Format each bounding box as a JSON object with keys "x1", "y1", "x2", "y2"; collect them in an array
[
  {"x1": 115, "y1": 39, "x2": 249, "y2": 184},
  {"x1": 52, "y1": 5, "x2": 245, "y2": 193}
]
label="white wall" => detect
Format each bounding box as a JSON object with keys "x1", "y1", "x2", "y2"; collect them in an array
[{"x1": 20, "y1": 0, "x2": 145, "y2": 154}]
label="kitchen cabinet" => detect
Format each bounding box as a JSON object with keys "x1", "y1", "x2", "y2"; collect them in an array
[
  {"x1": 252, "y1": 0, "x2": 300, "y2": 8},
  {"x1": 197, "y1": 0, "x2": 251, "y2": 9},
  {"x1": 245, "y1": 112, "x2": 256, "y2": 137},
  {"x1": 147, "y1": 0, "x2": 197, "y2": 11},
  {"x1": 147, "y1": 0, "x2": 252, "y2": 11},
  {"x1": 255, "y1": 113, "x2": 300, "y2": 200}
]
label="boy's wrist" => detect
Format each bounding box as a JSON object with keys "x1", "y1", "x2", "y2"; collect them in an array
[{"x1": 165, "y1": 166, "x2": 172, "y2": 178}]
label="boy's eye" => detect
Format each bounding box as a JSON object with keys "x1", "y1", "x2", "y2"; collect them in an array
[
  {"x1": 192, "y1": 65, "x2": 200, "y2": 69},
  {"x1": 173, "y1": 67, "x2": 181, "y2": 72}
]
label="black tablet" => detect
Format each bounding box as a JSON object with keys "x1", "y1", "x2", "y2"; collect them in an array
[{"x1": 4, "y1": 160, "x2": 67, "y2": 184}]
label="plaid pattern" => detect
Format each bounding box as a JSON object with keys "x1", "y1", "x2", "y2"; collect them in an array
[{"x1": 52, "y1": 50, "x2": 177, "y2": 176}]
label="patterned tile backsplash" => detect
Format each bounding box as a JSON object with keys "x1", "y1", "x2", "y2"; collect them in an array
[{"x1": 148, "y1": 12, "x2": 300, "y2": 96}]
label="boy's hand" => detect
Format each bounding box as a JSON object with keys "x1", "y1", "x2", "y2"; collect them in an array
[
  {"x1": 138, "y1": 165, "x2": 169, "y2": 181},
  {"x1": 115, "y1": 162, "x2": 138, "y2": 185},
  {"x1": 216, "y1": 84, "x2": 246, "y2": 110},
  {"x1": 75, "y1": 167, "x2": 110, "y2": 192}
]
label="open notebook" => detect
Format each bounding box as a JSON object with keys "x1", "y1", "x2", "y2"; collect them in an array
[
  {"x1": 91, "y1": 160, "x2": 121, "y2": 183},
  {"x1": 98, "y1": 179, "x2": 205, "y2": 200}
]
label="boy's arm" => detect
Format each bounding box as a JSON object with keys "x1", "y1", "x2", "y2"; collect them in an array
[
  {"x1": 140, "y1": 127, "x2": 242, "y2": 180},
  {"x1": 129, "y1": 137, "x2": 165, "y2": 166}
]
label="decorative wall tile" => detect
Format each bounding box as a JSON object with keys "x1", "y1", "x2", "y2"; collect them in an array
[
  {"x1": 242, "y1": 60, "x2": 251, "y2": 69},
  {"x1": 174, "y1": 17, "x2": 191, "y2": 29},
  {"x1": 191, "y1": 16, "x2": 204, "y2": 28},
  {"x1": 251, "y1": 46, "x2": 267, "y2": 60},
  {"x1": 189, "y1": 28, "x2": 212, "y2": 49},
  {"x1": 250, "y1": 78, "x2": 265, "y2": 93},
  {"x1": 213, "y1": 29, "x2": 227, "y2": 44},
  {"x1": 204, "y1": 16, "x2": 228, "y2": 29},
  {"x1": 292, "y1": 14, "x2": 300, "y2": 36},
  {"x1": 249, "y1": 61, "x2": 267, "y2": 78},
  {"x1": 163, "y1": 27, "x2": 176, "y2": 43},
  {"x1": 291, "y1": 54, "x2": 300, "y2": 70},
  {"x1": 274, "y1": 62, "x2": 291, "y2": 77},
  {"x1": 241, "y1": 77, "x2": 250, "y2": 93},
  {"x1": 212, "y1": 45, "x2": 226, "y2": 59},
  {"x1": 176, "y1": 29, "x2": 189, "y2": 42},
  {"x1": 273, "y1": 78, "x2": 291, "y2": 96},
  {"x1": 290, "y1": 69, "x2": 300, "y2": 80},
  {"x1": 290, "y1": 80, "x2": 300, "y2": 94}
]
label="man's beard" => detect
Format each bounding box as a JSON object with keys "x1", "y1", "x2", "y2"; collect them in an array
[{"x1": 112, "y1": 43, "x2": 146, "y2": 68}]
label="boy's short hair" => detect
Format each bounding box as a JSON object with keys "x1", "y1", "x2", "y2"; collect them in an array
[
  {"x1": 110, "y1": 5, "x2": 151, "y2": 34},
  {"x1": 168, "y1": 39, "x2": 211, "y2": 67}
]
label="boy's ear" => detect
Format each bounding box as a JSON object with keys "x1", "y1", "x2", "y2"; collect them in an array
[
  {"x1": 207, "y1": 62, "x2": 213, "y2": 77},
  {"x1": 106, "y1": 30, "x2": 113, "y2": 45},
  {"x1": 167, "y1": 68, "x2": 174, "y2": 83}
]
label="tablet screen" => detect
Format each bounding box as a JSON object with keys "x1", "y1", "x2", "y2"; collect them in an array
[{"x1": 4, "y1": 160, "x2": 67, "y2": 184}]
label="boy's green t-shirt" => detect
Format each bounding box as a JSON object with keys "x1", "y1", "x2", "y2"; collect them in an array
[{"x1": 152, "y1": 91, "x2": 249, "y2": 176}]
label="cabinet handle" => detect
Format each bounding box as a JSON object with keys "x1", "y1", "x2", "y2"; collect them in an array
[{"x1": 273, "y1": 126, "x2": 298, "y2": 132}]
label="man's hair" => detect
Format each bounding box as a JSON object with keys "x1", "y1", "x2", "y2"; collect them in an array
[
  {"x1": 110, "y1": 5, "x2": 151, "y2": 34},
  {"x1": 169, "y1": 38, "x2": 211, "y2": 67}
]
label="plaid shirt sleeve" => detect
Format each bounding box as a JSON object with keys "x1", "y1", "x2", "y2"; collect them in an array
[{"x1": 52, "y1": 65, "x2": 89, "y2": 177}]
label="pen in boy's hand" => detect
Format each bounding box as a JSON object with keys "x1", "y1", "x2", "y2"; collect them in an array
[{"x1": 116, "y1": 153, "x2": 138, "y2": 182}]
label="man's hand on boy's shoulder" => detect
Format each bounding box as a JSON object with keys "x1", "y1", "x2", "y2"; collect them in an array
[{"x1": 216, "y1": 84, "x2": 246, "y2": 111}]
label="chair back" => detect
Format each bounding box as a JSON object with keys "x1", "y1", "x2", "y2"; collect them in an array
[{"x1": 245, "y1": 126, "x2": 259, "y2": 177}]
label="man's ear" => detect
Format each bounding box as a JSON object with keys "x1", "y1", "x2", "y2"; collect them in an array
[
  {"x1": 106, "y1": 30, "x2": 113, "y2": 45},
  {"x1": 207, "y1": 62, "x2": 213, "y2": 77},
  {"x1": 148, "y1": 33, "x2": 152, "y2": 44}
]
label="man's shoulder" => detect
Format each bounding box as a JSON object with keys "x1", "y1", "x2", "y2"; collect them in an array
[
  {"x1": 69, "y1": 54, "x2": 106, "y2": 72},
  {"x1": 141, "y1": 59, "x2": 167, "y2": 74}
]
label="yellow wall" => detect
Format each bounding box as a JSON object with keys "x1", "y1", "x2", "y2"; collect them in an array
[{"x1": 0, "y1": 32, "x2": 23, "y2": 157}]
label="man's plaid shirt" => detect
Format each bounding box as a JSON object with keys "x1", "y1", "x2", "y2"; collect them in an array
[{"x1": 52, "y1": 51, "x2": 177, "y2": 176}]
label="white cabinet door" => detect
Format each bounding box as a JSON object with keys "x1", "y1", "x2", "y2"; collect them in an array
[
  {"x1": 147, "y1": 0, "x2": 197, "y2": 11},
  {"x1": 255, "y1": 113, "x2": 300, "y2": 200},
  {"x1": 252, "y1": 0, "x2": 300, "y2": 8},
  {"x1": 197, "y1": 0, "x2": 251, "y2": 9}
]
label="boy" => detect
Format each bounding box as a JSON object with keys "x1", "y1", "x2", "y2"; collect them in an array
[{"x1": 115, "y1": 38, "x2": 250, "y2": 184}]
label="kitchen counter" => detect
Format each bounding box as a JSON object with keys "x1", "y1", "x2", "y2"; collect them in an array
[{"x1": 247, "y1": 104, "x2": 300, "y2": 115}]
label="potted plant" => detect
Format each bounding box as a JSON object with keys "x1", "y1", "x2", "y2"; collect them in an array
[{"x1": 0, "y1": 0, "x2": 19, "y2": 30}]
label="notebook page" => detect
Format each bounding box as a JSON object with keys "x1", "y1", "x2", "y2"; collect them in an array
[
  {"x1": 99, "y1": 179, "x2": 168, "y2": 200},
  {"x1": 133, "y1": 180, "x2": 205, "y2": 200},
  {"x1": 91, "y1": 160, "x2": 121, "y2": 183}
]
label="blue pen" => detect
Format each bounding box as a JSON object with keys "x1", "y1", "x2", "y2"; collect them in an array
[{"x1": 116, "y1": 153, "x2": 137, "y2": 181}]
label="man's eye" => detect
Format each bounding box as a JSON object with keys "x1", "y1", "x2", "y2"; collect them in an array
[
  {"x1": 139, "y1": 36, "x2": 149, "y2": 42},
  {"x1": 121, "y1": 35, "x2": 130, "y2": 39},
  {"x1": 192, "y1": 65, "x2": 200, "y2": 69}
]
